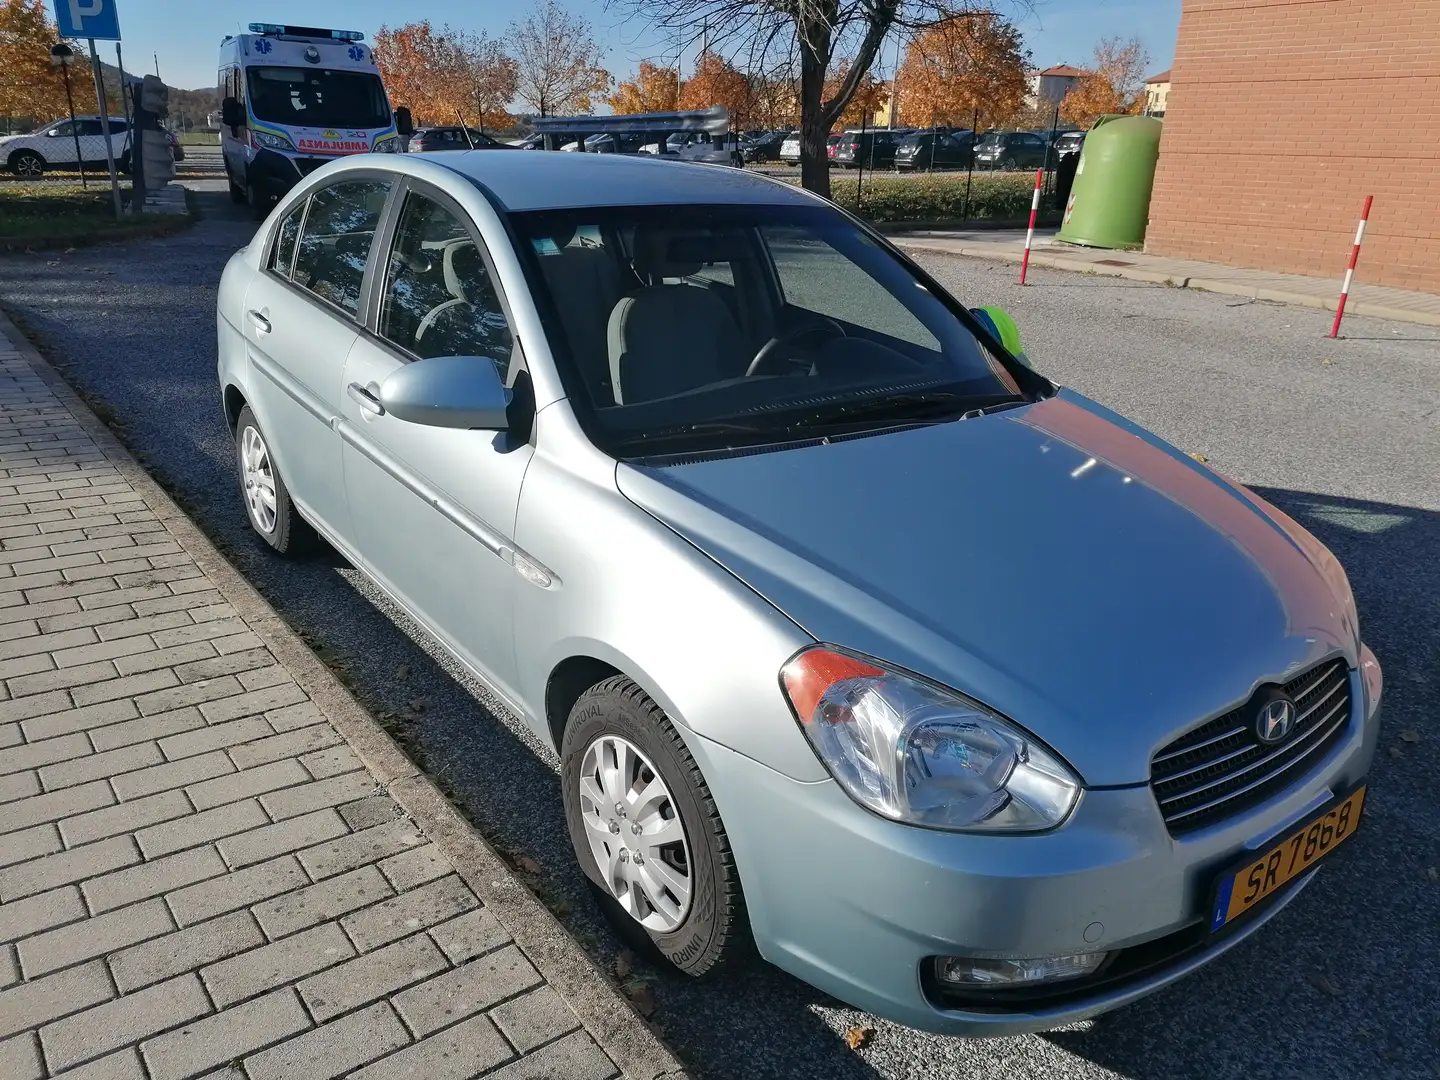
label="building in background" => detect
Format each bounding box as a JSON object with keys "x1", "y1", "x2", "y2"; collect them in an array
[
  {"x1": 1026, "y1": 65, "x2": 1086, "y2": 108},
  {"x1": 1146, "y1": 0, "x2": 1439, "y2": 293},
  {"x1": 1143, "y1": 70, "x2": 1170, "y2": 117}
]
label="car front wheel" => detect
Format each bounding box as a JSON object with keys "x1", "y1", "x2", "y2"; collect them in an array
[
  {"x1": 9, "y1": 150, "x2": 44, "y2": 176},
  {"x1": 562, "y1": 676, "x2": 748, "y2": 976},
  {"x1": 234, "y1": 406, "x2": 313, "y2": 555}
]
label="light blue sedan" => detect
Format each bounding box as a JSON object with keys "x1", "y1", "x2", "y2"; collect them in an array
[{"x1": 216, "y1": 149, "x2": 1382, "y2": 1035}]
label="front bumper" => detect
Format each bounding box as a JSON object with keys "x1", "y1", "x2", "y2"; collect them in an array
[
  {"x1": 689, "y1": 649, "x2": 1381, "y2": 1036},
  {"x1": 247, "y1": 149, "x2": 335, "y2": 200}
]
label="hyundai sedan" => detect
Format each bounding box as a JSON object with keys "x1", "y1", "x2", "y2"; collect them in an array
[{"x1": 216, "y1": 149, "x2": 1381, "y2": 1036}]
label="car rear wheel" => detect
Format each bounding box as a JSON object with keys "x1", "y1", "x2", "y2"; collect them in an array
[
  {"x1": 9, "y1": 150, "x2": 44, "y2": 176},
  {"x1": 234, "y1": 407, "x2": 313, "y2": 555},
  {"x1": 562, "y1": 676, "x2": 748, "y2": 976},
  {"x1": 1001, "y1": 156, "x2": 1018, "y2": 171}
]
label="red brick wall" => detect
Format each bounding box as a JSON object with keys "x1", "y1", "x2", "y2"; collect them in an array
[{"x1": 1145, "y1": 0, "x2": 1440, "y2": 293}]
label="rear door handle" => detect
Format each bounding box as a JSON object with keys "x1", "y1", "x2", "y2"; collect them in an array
[
  {"x1": 347, "y1": 382, "x2": 384, "y2": 416},
  {"x1": 247, "y1": 309, "x2": 271, "y2": 334}
]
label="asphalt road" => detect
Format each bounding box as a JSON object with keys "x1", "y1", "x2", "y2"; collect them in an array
[{"x1": 0, "y1": 178, "x2": 1436, "y2": 1080}]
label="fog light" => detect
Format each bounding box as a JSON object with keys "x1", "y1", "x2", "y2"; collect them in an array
[{"x1": 934, "y1": 952, "x2": 1106, "y2": 987}]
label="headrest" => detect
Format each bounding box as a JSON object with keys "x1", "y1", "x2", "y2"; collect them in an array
[
  {"x1": 443, "y1": 241, "x2": 486, "y2": 303},
  {"x1": 631, "y1": 224, "x2": 701, "y2": 283}
]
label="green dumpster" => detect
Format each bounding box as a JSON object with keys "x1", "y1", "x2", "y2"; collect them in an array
[{"x1": 1057, "y1": 114, "x2": 1163, "y2": 249}]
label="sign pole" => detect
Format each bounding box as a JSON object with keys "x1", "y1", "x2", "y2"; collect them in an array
[
  {"x1": 115, "y1": 42, "x2": 143, "y2": 217},
  {"x1": 52, "y1": 45, "x2": 87, "y2": 188},
  {"x1": 87, "y1": 40, "x2": 124, "y2": 217}
]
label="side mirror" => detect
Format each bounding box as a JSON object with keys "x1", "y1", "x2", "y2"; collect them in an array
[
  {"x1": 394, "y1": 106, "x2": 414, "y2": 137},
  {"x1": 220, "y1": 97, "x2": 243, "y2": 130},
  {"x1": 970, "y1": 306, "x2": 1032, "y2": 369},
  {"x1": 379, "y1": 355, "x2": 510, "y2": 430}
]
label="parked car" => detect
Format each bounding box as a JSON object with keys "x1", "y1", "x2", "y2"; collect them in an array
[
  {"x1": 1054, "y1": 130, "x2": 1086, "y2": 158},
  {"x1": 779, "y1": 130, "x2": 801, "y2": 165},
  {"x1": 974, "y1": 130, "x2": 1050, "y2": 170},
  {"x1": 825, "y1": 133, "x2": 844, "y2": 161},
  {"x1": 584, "y1": 132, "x2": 653, "y2": 155},
  {"x1": 412, "y1": 127, "x2": 511, "y2": 152},
  {"x1": 0, "y1": 115, "x2": 131, "y2": 176},
  {"x1": 832, "y1": 128, "x2": 910, "y2": 169},
  {"x1": 894, "y1": 129, "x2": 976, "y2": 171},
  {"x1": 218, "y1": 149, "x2": 1381, "y2": 1039},
  {"x1": 742, "y1": 130, "x2": 788, "y2": 163}
]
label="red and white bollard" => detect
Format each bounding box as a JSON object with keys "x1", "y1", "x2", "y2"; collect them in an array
[
  {"x1": 1018, "y1": 168, "x2": 1044, "y2": 285},
  {"x1": 1329, "y1": 195, "x2": 1373, "y2": 339}
]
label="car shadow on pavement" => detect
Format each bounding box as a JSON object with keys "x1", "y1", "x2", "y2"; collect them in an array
[{"x1": 1046, "y1": 487, "x2": 1439, "y2": 1079}]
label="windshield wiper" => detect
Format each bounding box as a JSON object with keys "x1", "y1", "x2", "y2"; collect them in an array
[
  {"x1": 607, "y1": 419, "x2": 794, "y2": 454},
  {"x1": 798, "y1": 390, "x2": 1024, "y2": 429}
]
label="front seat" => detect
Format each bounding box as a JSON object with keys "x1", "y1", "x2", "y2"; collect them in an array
[
  {"x1": 414, "y1": 241, "x2": 507, "y2": 363},
  {"x1": 607, "y1": 226, "x2": 747, "y2": 404}
]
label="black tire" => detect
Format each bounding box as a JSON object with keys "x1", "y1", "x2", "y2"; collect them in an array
[
  {"x1": 118, "y1": 152, "x2": 132, "y2": 175},
  {"x1": 227, "y1": 168, "x2": 246, "y2": 204},
  {"x1": 1001, "y1": 156, "x2": 1017, "y2": 171},
  {"x1": 245, "y1": 180, "x2": 267, "y2": 220},
  {"x1": 233, "y1": 406, "x2": 314, "y2": 556},
  {"x1": 9, "y1": 150, "x2": 44, "y2": 177},
  {"x1": 562, "y1": 676, "x2": 749, "y2": 976}
]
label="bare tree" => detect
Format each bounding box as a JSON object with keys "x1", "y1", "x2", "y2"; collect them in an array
[
  {"x1": 508, "y1": 0, "x2": 613, "y2": 118},
  {"x1": 609, "y1": 0, "x2": 1029, "y2": 196},
  {"x1": 453, "y1": 30, "x2": 519, "y2": 131}
]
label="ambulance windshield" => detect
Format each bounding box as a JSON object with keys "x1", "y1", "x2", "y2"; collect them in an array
[{"x1": 246, "y1": 66, "x2": 389, "y2": 129}]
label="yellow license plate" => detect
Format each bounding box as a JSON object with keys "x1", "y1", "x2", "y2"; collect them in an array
[{"x1": 1209, "y1": 785, "x2": 1366, "y2": 932}]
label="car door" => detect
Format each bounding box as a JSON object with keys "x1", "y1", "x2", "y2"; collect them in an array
[
  {"x1": 338, "y1": 180, "x2": 532, "y2": 703},
  {"x1": 242, "y1": 175, "x2": 395, "y2": 544}
]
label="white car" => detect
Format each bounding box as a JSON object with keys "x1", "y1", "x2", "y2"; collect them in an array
[{"x1": 1, "y1": 115, "x2": 132, "y2": 176}]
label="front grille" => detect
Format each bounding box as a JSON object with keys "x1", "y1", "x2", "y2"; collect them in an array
[
  {"x1": 293, "y1": 157, "x2": 330, "y2": 176},
  {"x1": 1151, "y1": 658, "x2": 1352, "y2": 835}
]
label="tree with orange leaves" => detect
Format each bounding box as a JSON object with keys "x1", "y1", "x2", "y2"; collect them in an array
[
  {"x1": 678, "y1": 51, "x2": 750, "y2": 125},
  {"x1": 508, "y1": 0, "x2": 612, "y2": 117},
  {"x1": 895, "y1": 13, "x2": 1029, "y2": 130},
  {"x1": 1059, "y1": 36, "x2": 1149, "y2": 128},
  {"x1": 826, "y1": 61, "x2": 887, "y2": 128},
  {"x1": 607, "y1": 61, "x2": 680, "y2": 114},
  {"x1": 0, "y1": 0, "x2": 70, "y2": 125}
]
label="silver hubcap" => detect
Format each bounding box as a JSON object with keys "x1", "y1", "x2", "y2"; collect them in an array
[
  {"x1": 17, "y1": 157, "x2": 41, "y2": 175},
  {"x1": 240, "y1": 426, "x2": 277, "y2": 534},
  {"x1": 579, "y1": 735, "x2": 692, "y2": 932}
]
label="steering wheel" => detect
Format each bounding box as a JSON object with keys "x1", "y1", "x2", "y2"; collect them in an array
[{"x1": 746, "y1": 317, "x2": 847, "y2": 377}]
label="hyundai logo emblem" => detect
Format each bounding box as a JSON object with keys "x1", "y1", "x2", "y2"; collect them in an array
[{"x1": 1255, "y1": 698, "x2": 1296, "y2": 745}]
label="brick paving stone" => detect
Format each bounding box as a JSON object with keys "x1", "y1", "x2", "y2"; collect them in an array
[
  {"x1": 135, "y1": 799, "x2": 269, "y2": 859},
  {"x1": 251, "y1": 865, "x2": 393, "y2": 941},
  {"x1": 244, "y1": 1000, "x2": 408, "y2": 1080},
  {"x1": 0, "y1": 885, "x2": 88, "y2": 943},
  {"x1": 0, "y1": 770, "x2": 41, "y2": 803},
  {"x1": 94, "y1": 612, "x2": 191, "y2": 643},
  {"x1": 18, "y1": 898, "x2": 173, "y2": 979},
  {"x1": 392, "y1": 946, "x2": 541, "y2": 1037},
  {"x1": 0, "y1": 720, "x2": 22, "y2": 747},
  {"x1": 482, "y1": 984, "x2": 581, "y2": 1054},
  {"x1": 60, "y1": 790, "x2": 191, "y2": 847},
  {"x1": 0, "y1": 960, "x2": 112, "y2": 1039},
  {"x1": 337, "y1": 795, "x2": 398, "y2": 831},
  {"x1": 229, "y1": 724, "x2": 341, "y2": 770},
  {"x1": 0, "y1": 835, "x2": 139, "y2": 903},
  {"x1": 89, "y1": 707, "x2": 206, "y2": 752},
  {"x1": 216, "y1": 808, "x2": 348, "y2": 869},
  {"x1": 148, "y1": 619, "x2": 245, "y2": 650},
  {"x1": 298, "y1": 933, "x2": 447, "y2": 1022},
  {"x1": 132, "y1": 675, "x2": 244, "y2": 718},
  {"x1": 52, "y1": 637, "x2": 156, "y2": 670},
  {"x1": 297, "y1": 744, "x2": 361, "y2": 780},
  {"x1": 0, "y1": 652, "x2": 57, "y2": 681},
  {"x1": 427, "y1": 907, "x2": 512, "y2": 965},
  {"x1": 110, "y1": 750, "x2": 233, "y2": 801},
  {"x1": 39, "y1": 973, "x2": 211, "y2": 1073},
  {"x1": 185, "y1": 759, "x2": 309, "y2": 811},
  {"x1": 201, "y1": 683, "x2": 306, "y2": 725},
  {"x1": 377, "y1": 843, "x2": 450, "y2": 892},
  {"x1": 140, "y1": 988, "x2": 311, "y2": 1080},
  {"x1": 340, "y1": 875, "x2": 479, "y2": 953},
  {"x1": 108, "y1": 911, "x2": 264, "y2": 994},
  {"x1": 0, "y1": 626, "x2": 94, "y2": 662},
  {"x1": 84, "y1": 846, "x2": 228, "y2": 914},
  {"x1": 40, "y1": 743, "x2": 163, "y2": 791},
  {"x1": 111, "y1": 641, "x2": 214, "y2": 676},
  {"x1": 259, "y1": 772, "x2": 375, "y2": 821},
  {"x1": 2, "y1": 780, "x2": 114, "y2": 833},
  {"x1": 2, "y1": 943, "x2": 18, "y2": 986},
  {"x1": 0, "y1": 822, "x2": 62, "y2": 868},
  {"x1": 0, "y1": 1032, "x2": 43, "y2": 1080},
  {"x1": 263, "y1": 701, "x2": 325, "y2": 733},
  {"x1": 49, "y1": 1047, "x2": 145, "y2": 1079},
  {"x1": 173, "y1": 648, "x2": 274, "y2": 684},
  {"x1": 157, "y1": 715, "x2": 271, "y2": 761},
  {"x1": 239, "y1": 667, "x2": 294, "y2": 693},
  {"x1": 0, "y1": 731, "x2": 91, "y2": 775},
  {"x1": 349, "y1": 1011, "x2": 513, "y2": 1080},
  {"x1": 298, "y1": 818, "x2": 425, "y2": 881},
  {"x1": 0, "y1": 688, "x2": 74, "y2": 724},
  {"x1": 72, "y1": 670, "x2": 180, "y2": 709},
  {"x1": 202, "y1": 921, "x2": 354, "y2": 1008},
  {"x1": 166, "y1": 855, "x2": 308, "y2": 927},
  {"x1": 481, "y1": 1031, "x2": 617, "y2": 1080}
]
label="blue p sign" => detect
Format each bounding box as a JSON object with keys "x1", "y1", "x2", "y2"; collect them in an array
[{"x1": 53, "y1": 0, "x2": 122, "y2": 41}]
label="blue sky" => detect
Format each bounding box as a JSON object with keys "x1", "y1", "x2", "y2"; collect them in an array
[{"x1": 78, "y1": 0, "x2": 1181, "y2": 93}]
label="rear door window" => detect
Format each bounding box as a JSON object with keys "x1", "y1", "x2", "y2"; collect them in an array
[{"x1": 291, "y1": 178, "x2": 392, "y2": 315}]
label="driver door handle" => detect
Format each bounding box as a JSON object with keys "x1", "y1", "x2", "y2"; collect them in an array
[
  {"x1": 347, "y1": 382, "x2": 384, "y2": 416},
  {"x1": 246, "y1": 309, "x2": 271, "y2": 334}
]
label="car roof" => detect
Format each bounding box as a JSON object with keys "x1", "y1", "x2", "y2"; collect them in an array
[{"x1": 424, "y1": 150, "x2": 817, "y2": 212}]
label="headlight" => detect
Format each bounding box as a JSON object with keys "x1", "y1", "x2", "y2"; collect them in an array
[
  {"x1": 252, "y1": 130, "x2": 294, "y2": 152},
  {"x1": 373, "y1": 137, "x2": 399, "y2": 153},
  {"x1": 781, "y1": 647, "x2": 1080, "y2": 832}
]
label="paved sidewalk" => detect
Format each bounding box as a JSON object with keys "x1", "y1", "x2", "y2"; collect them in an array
[
  {"x1": 0, "y1": 326, "x2": 682, "y2": 1078},
  {"x1": 893, "y1": 227, "x2": 1440, "y2": 328}
]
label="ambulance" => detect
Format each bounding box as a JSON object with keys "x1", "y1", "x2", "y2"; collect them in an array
[{"x1": 218, "y1": 23, "x2": 409, "y2": 216}]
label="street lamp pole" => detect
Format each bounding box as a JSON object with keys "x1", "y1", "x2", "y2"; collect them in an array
[{"x1": 50, "y1": 43, "x2": 87, "y2": 188}]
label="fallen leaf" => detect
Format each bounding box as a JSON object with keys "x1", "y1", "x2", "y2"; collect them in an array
[
  {"x1": 1320, "y1": 357, "x2": 1336, "y2": 366},
  {"x1": 517, "y1": 855, "x2": 542, "y2": 875},
  {"x1": 614, "y1": 950, "x2": 634, "y2": 979},
  {"x1": 408, "y1": 698, "x2": 427, "y2": 713},
  {"x1": 843, "y1": 1026, "x2": 874, "y2": 1051},
  {"x1": 395, "y1": 664, "x2": 410, "y2": 679},
  {"x1": 1188, "y1": 453, "x2": 1208, "y2": 463},
  {"x1": 1399, "y1": 730, "x2": 1421, "y2": 744},
  {"x1": 1426, "y1": 867, "x2": 1438, "y2": 883},
  {"x1": 1308, "y1": 970, "x2": 1342, "y2": 997},
  {"x1": 626, "y1": 983, "x2": 655, "y2": 1017},
  {"x1": 1388, "y1": 746, "x2": 1404, "y2": 759}
]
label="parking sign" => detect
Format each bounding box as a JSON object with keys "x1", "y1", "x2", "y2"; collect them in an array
[{"x1": 53, "y1": 0, "x2": 122, "y2": 41}]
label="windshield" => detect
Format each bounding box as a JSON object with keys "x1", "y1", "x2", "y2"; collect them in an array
[
  {"x1": 512, "y1": 204, "x2": 1027, "y2": 457},
  {"x1": 246, "y1": 66, "x2": 390, "y2": 129}
]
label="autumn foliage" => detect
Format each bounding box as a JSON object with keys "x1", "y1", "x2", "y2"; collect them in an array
[
  {"x1": 507, "y1": 0, "x2": 611, "y2": 117},
  {"x1": 606, "y1": 61, "x2": 679, "y2": 114},
  {"x1": 373, "y1": 21, "x2": 518, "y2": 129},
  {"x1": 1059, "y1": 36, "x2": 1150, "y2": 128},
  {"x1": 0, "y1": 0, "x2": 72, "y2": 125},
  {"x1": 896, "y1": 13, "x2": 1029, "y2": 130},
  {"x1": 678, "y1": 51, "x2": 751, "y2": 120},
  {"x1": 827, "y1": 61, "x2": 888, "y2": 128}
]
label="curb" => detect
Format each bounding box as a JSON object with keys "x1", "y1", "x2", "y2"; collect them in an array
[
  {"x1": 0, "y1": 307, "x2": 691, "y2": 1080},
  {"x1": 896, "y1": 240, "x2": 1440, "y2": 328}
]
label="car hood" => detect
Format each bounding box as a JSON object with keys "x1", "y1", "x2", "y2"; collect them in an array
[{"x1": 616, "y1": 390, "x2": 1357, "y2": 786}]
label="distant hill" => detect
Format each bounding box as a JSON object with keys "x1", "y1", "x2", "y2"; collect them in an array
[{"x1": 86, "y1": 57, "x2": 217, "y2": 129}]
